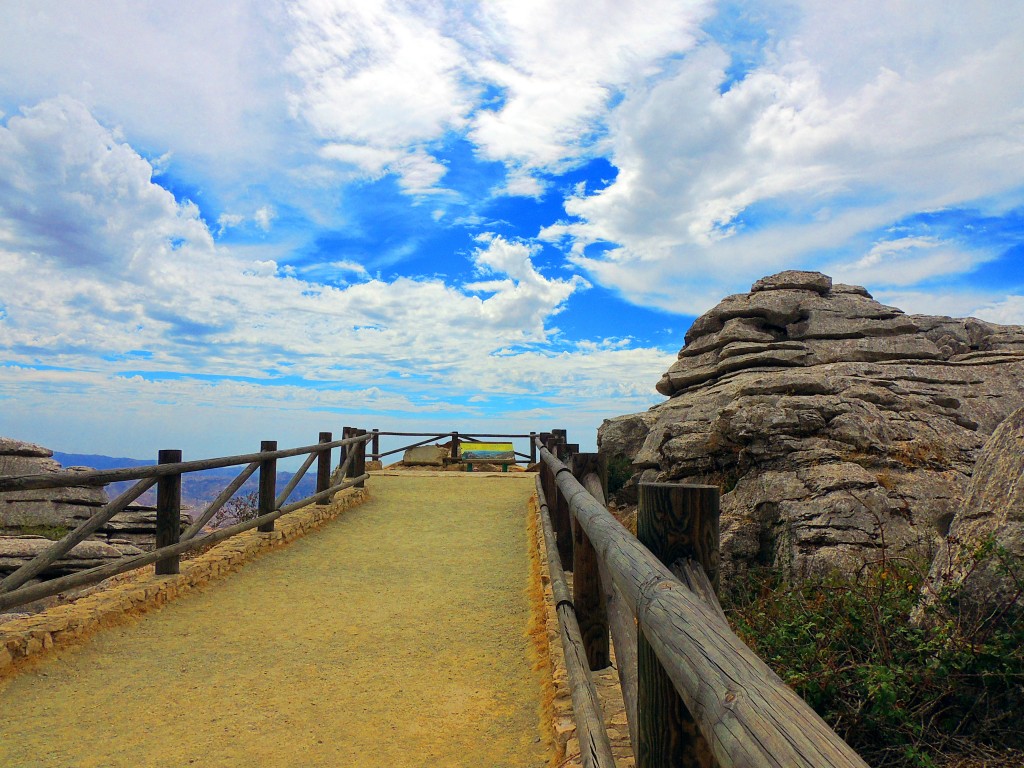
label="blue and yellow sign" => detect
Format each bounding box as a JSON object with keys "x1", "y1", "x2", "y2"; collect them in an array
[{"x1": 461, "y1": 442, "x2": 515, "y2": 462}]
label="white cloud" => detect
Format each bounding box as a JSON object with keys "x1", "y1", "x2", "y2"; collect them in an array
[
  {"x1": 329, "y1": 259, "x2": 367, "y2": 275},
  {"x1": 285, "y1": 0, "x2": 471, "y2": 191},
  {"x1": 555, "y1": 4, "x2": 1024, "y2": 312},
  {"x1": 217, "y1": 213, "x2": 246, "y2": 235},
  {"x1": 0, "y1": 1, "x2": 292, "y2": 180},
  {"x1": 969, "y1": 295, "x2": 1024, "y2": 326},
  {"x1": 831, "y1": 236, "x2": 991, "y2": 288},
  {"x1": 467, "y1": 0, "x2": 714, "y2": 175},
  {"x1": 254, "y1": 206, "x2": 277, "y2": 231},
  {"x1": 0, "y1": 99, "x2": 664, "y2": 431}
]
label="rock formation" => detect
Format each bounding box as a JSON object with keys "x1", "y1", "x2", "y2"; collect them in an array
[
  {"x1": 0, "y1": 537, "x2": 143, "y2": 580},
  {"x1": 0, "y1": 438, "x2": 187, "y2": 565},
  {"x1": 600, "y1": 271, "x2": 1024, "y2": 580},
  {"x1": 0, "y1": 438, "x2": 107, "y2": 534},
  {"x1": 924, "y1": 406, "x2": 1024, "y2": 617}
]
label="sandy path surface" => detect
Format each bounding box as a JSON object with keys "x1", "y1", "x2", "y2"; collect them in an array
[{"x1": 0, "y1": 474, "x2": 549, "y2": 768}]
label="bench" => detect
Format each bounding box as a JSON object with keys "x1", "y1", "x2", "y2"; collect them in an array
[{"x1": 460, "y1": 442, "x2": 515, "y2": 472}]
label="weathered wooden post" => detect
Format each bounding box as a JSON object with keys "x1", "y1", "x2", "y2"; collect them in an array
[
  {"x1": 529, "y1": 431, "x2": 537, "y2": 464},
  {"x1": 571, "y1": 452, "x2": 610, "y2": 670},
  {"x1": 155, "y1": 449, "x2": 182, "y2": 575},
  {"x1": 316, "y1": 431, "x2": 332, "y2": 494},
  {"x1": 258, "y1": 440, "x2": 277, "y2": 533},
  {"x1": 371, "y1": 429, "x2": 380, "y2": 461},
  {"x1": 450, "y1": 431, "x2": 460, "y2": 462},
  {"x1": 637, "y1": 483, "x2": 720, "y2": 768},
  {"x1": 553, "y1": 438, "x2": 574, "y2": 571},
  {"x1": 354, "y1": 429, "x2": 367, "y2": 488},
  {"x1": 341, "y1": 427, "x2": 353, "y2": 478}
]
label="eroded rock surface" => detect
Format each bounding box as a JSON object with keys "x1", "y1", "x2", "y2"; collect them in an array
[
  {"x1": 600, "y1": 271, "x2": 1024, "y2": 580},
  {"x1": 925, "y1": 406, "x2": 1024, "y2": 616},
  {"x1": 0, "y1": 537, "x2": 144, "y2": 580},
  {"x1": 0, "y1": 438, "x2": 188, "y2": 553}
]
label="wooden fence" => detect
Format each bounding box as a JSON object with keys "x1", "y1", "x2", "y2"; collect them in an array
[
  {"x1": 0, "y1": 429, "x2": 372, "y2": 612},
  {"x1": 534, "y1": 430, "x2": 869, "y2": 768},
  {"x1": 0, "y1": 423, "x2": 871, "y2": 766}
]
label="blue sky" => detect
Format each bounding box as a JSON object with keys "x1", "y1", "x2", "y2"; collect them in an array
[{"x1": 1, "y1": 1, "x2": 1023, "y2": 459}]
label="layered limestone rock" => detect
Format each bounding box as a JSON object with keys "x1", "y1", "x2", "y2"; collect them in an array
[
  {"x1": 0, "y1": 537, "x2": 144, "y2": 580},
  {"x1": 924, "y1": 406, "x2": 1024, "y2": 617},
  {"x1": 0, "y1": 438, "x2": 187, "y2": 556},
  {"x1": 600, "y1": 271, "x2": 1024, "y2": 580},
  {"x1": 0, "y1": 439, "x2": 107, "y2": 534}
]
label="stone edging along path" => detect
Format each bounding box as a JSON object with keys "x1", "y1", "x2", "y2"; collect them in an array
[
  {"x1": 528, "y1": 492, "x2": 635, "y2": 768},
  {"x1": 0, "y1": 487, "x2": 369, "y2": 678}
]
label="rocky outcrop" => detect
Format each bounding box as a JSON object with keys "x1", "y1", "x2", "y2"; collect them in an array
[
  {"x1": 0, "y1": 439, "x2": 107, "y2": 533},
  {"x1": 924, "y1": 406, "x2": 1024, "y2": 617},
  {"x1": 600, "y1": 271, "x2": 1024, "y2": 580},
  {"x1": 0, "y1": 537, "x2": 144, "y2": 580},
  {"x1": 0, "y1": 438, "x2": 189, "y2": 553}
]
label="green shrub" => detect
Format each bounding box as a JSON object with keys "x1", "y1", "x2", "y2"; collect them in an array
[
  {"x1": 607, "y1": 455, "x2": 633, "y2": 496},
  {"x1": 19, "y1": 524, "x2": 71, "y2": 540},
  {"x1": 722, "y1": 554, "x2": 1024, "y2": 767}
]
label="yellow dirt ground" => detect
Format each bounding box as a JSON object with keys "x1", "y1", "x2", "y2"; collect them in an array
[{"x1": 0, "y1": 474, "x2": 550, "y2": 768}]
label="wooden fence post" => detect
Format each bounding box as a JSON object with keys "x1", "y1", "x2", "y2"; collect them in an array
[
  {"x1": 341, "y1": 427, "x2": 353, "y2": 477},
  {"x1": 529, "y1": 432, "x2": 537, "y2": 464},
  {"x1": 371, "y1": 429, "x2": 380, "y2": 461},
  {"x1": 354, "y1": 429, "x2": 367, "y2": 488},
  {"x1": 316, "y1": 432, "x2": 332, "y2": 494},
  {"x1": 552, "y1": 437, "x2": 574, "y2": 571},
  {"x1": 258, "y1": 440, "x2": 277, "y2": 533},
  {"x1": 637, "y1": 482, "x2": 720, "y2": 768},
  {"x1": 571, "y1": 453, "x2": 610, "y2": 670},
  {"x1": 155, "y1": 449, "x2": 182, "y2": 575},
  {"x1": 450, "y1": 431, "x2": 460, "y2": 462}
]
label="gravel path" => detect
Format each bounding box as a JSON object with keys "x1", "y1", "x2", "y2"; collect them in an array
[{"x1": 0, "y1": 473, "x2": 549, "y2": 768}]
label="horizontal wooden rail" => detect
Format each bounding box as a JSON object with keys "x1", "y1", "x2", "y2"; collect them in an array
[
  {"x1": 537, "y1": 444, "x2": 868, "y2": 768},
  {"x1": 0, "y1": 474, "x2": 369, "y2": 612},
  {"x1": 372, "y1": 431, "x2": 532, "y2": 438},
  {"x1": 534, "y1": 474, "x2": 616, "y2": 768},
  {"x1": 372, "y1": 433, "x2": 448, "y2": 460},
  {"x1": 368, "y1": 430, "x2": 535, "y2": 463},
  {"x1": 0, "y1": 433, "x2": 371, "y2": 493},
  {"x1": 0, "y1": 429, "x2": 374, "y2": 610}
]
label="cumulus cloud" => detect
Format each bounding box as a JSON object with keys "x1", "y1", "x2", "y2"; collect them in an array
[
  {"x1": 0, "y1": 99, "x2": 662, "y2": 432},
  {"x1": 284, "y1": 0, "x2": 716, "y2": 194},
  {"x1": 0, "y1": 1, "x2": 291, "y2": 179},
  {"x1": 285, "y1": 0, "x2": 471, "y2": 192},
  {"x1": 467, "y1": 0, "x2": 714, "y2": 175},
  {"x1": 555, "y1": 3, "x2": 1024, "y2": 313}
]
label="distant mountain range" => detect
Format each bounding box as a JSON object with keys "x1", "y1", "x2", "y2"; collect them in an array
[{"x1": 53, "y1": 452, "x2": 319, "y2": 511}]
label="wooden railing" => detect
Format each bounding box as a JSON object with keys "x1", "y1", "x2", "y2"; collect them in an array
[
  {"x1": 533, "y1": 431, "x2": 869, "y2": 768},
  {"x1": 0, "y1": 429, "x2": 373, "y2": 612},
  {"x1": 2, "y1": 422, "x2": 871, "y2": 766}
]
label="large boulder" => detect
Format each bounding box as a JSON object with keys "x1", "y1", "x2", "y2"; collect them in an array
[
  {"x1": 0, "y1": 438, "x2": 188, "y2": 551},
  {"x1": 924, "y1": 406, "x2": 1024, "y2": 617},
  {"x1": 600, "y1": 271, "x2": 1024, "y2": 580},
  {"x1": 0, "y1": 439, "x2": 106, "y2": 533}
]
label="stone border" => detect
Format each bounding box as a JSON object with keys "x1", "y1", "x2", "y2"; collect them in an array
[
  {"x1": 528, "y1": 493, "x2": 577, "y2": 765},
  {"x1": 0, "y1": 487, "x2": 369, "y2": 678},
  {"x1": 529, "y1": 492, "x2": 635, "y2": 768}
]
